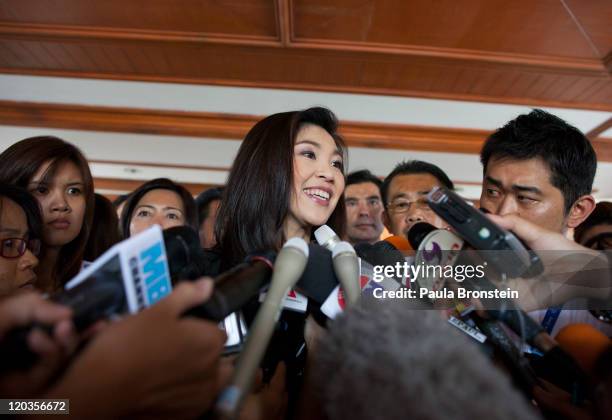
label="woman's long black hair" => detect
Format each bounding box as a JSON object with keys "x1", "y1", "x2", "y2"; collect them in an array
[{"x1": 216, "y1": 107, "x2": 347, "y2": 269}]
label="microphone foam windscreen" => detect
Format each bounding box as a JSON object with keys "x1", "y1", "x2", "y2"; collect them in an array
[
  {"x1": 555, "y1": 323, "x2": 611, "y2": 374},
  {"x1": 407, "y1": 222, "x2": 437, "y2": 249},
  {"x1": 163, "y1": 225, "x2": 207, "y2": 282},
  {"x1": 312, "y1": 299, "x2": 540, "y2": 420},
  {"x1": 384, "y1": 235, "x2": 413, "y2": 251},
  {"x1": 295, "y1": 244, "x2": 339, "y2": 304}
]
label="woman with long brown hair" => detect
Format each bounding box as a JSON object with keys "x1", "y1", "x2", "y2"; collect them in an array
[
  {"x1": 0, "y1": 136, "x2": 94, "y2": 293},
  {"x1": 215, "y1": 106, "x2": 347, "y2": 271}
]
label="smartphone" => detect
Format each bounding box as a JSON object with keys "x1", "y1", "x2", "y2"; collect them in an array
[{"x1": 427, "y1": 187, "x2": 543, "y2": 278}]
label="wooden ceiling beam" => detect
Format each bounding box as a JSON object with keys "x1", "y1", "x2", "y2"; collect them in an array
[
  {"x1": 276, "y1": 0, "x2": 292, "y2": 46},
  {"x1": 1, "y1": 100, "x2": 611, "y2": 160},
  {"x1": 586, "y1": 117, "x2": 612, "y2": 140}
]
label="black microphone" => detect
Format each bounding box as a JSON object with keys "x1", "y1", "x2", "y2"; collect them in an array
[
  {"x1": 184, "y1": 252, "x2": 274, "y2": 322},
  {"x1": 163, "y1": 225, "x2": 208, "y2": 282},
  {"x1": 407, "y1": 222, "x2": 437, "y2": 250},
  {"x1": 294, "y1": 244, "x2": 340, "y2": 304},
  {"x1": 163, "y1": 226, "x2": 278, "y2": 321},
  {"x1": 354, "y1": 241, "x2": 408, "y2": 286}
]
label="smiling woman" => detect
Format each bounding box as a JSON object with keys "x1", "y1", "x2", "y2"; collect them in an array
[
  {"x1": 215, "y1": 106, "x2": 347, "y2": 270},
  {"x1": 0, "y1": 137, "x2": 94, "y2": 293},
  {"x1": 0, "y1": 185, "x2": 42, "y2": 297}
]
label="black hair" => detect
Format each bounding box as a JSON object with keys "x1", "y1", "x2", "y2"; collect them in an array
[
  {"x1": 574, "y1": 201, "x2": 612, "y2": 244},
  {"x1": 346, "y1": 170, "x2": 383, "y2": 193},
  {"x1": 120, "y1": 178, "x2": 197, "y2": 238},
  {"x1": 0, "y1": 184, "x2": 43, "y2": 243},
  {"x1": 112, "y1": 194, "x2": 130, "y2": 208},
  {"x1": 480, "y1": 109, "x2": 596, "y2": 213},
  {"x1": 84, "y1": 194, "x2": 121, "y2": 261},
  {"x1": 217, "y1": 106, "x2": 347, "y2": 268},
  {"x1": 195, "y1": 186, "x2": 224, "y2": 225},
  {"x1": 381, "y1": 160, "x2": 454, "y2": 206}
]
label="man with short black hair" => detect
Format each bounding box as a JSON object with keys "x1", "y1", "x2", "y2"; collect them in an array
[
  {"x1": 480, "y1": 109, "x2": 596, "y2": 233},
  {"x1": 479, "y1": 109, "x2": 604, "y2": 336},
  {"x1": 382, "y1": 160, "x2": 454, "y2": 238},
  {"x1": 344, "y1": 170, "x2": 384, "y2": 245}
]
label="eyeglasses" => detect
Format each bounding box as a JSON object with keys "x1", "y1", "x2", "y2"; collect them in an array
[
  {"x1": 0, "y1": 238, "x2": 41, "y2": 259},
  {"x1": 386, "y1": 199, "x2": 432, "y2": 214}
]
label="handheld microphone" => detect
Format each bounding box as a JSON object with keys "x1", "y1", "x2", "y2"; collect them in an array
[
  {"x1": 315, "y1": 225, "x2": 406, "y2": 287},
  {"x1": 407, "y1": 222, "x2": 545, "y2": 342},
  {"x1": 427, "y1": 187, "x2": 543, "y2": 278},
  {"x1": 407, "y1": 222, "x2": 588, "y2": 397},
  {"x1": 555, "y1": 323, "x2": 611, "y2": 374},
  {"x1": 407, "y1": 222, "x2": 437, "y2": 249},
  {"x1": 408, "y1": 222, "x2": 464, "y2": 297},
  {"x1": 294, "y1": 244, "x2": 339, "y2": 304},
  {"x1": 407, "y1": 223, "x2": 542, "y2": 394},
  {"x1": 164, "y1": 226, "x2": 278, "y2": 325},
  {"x1": 314, "y1": 225, "x2": 402, "y2": 318},
  {"x1": 331, "y1": 242, "x2": 361, "y2": 307},
  {"x1": 314, "y1": 225, "x2": 341, "y2": 250},
  {"x1": 216, "y1": 237, "x2": 309, "y2": 419},
  {"x1": 184, "y1": 253, "x2": 274, "y2": 322},
  {"x1": 353, "y1": 240, "x2": 409, "y2": 286},
  {"x1": 383, "y1": 235, "x2": 413, "y2": 252},
  {"x1": 163, "y1": 225, "x2": 208, "y2": 282},
  {"x1": 314, "y1": 226, "x2": 361, "y2": 306}
]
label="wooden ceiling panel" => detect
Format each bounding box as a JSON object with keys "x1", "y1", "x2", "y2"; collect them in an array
[
  {"x1": 558, "y1": 77, "x2": 597, "y2": 102},
  {"x1": 0, "y1": 1, "x2": 610, "y2": 110},
  {"x1": 0, "y1": 39, "x2": 48, "y2": 69},
  {"x1": 292, "y1": 0, "x2": 599, "y2": 59},
  {"x1": 0, "y1": 0, "x2": 278, "y2": 40},
  {"x1": 1, "y1": 35, "x2": 610, "y2": 110},
  {"x1": 564, "y1": 0, "x2": 612, "y2": 58},
  {"x1": 591, "y1": 82, "x2": 612, "y2": 103},
  {"x1": 465, "y1": 70, "x2": 497, "y2": 97},
  {"x1": 575, "y1": 78, "x2": 609, "y2": 102}
]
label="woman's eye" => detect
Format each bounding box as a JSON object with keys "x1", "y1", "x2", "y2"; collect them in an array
[
  {"x1": 31, "y1": 186, "x2": 48, "y2": 195},
  {"x1": 67, "y1": 187, "x2": 82, "y2": 195},
  {"x1": 301, "y1": 151, "x2": 316, "y2": 159},
  {"x1": 3, "y1": 239, "x2": 14, "y2": 250},
  {"x1": 136, "y1": 209, "x2": 151, "y2": 217},
  {"x1": 167, "y1": 213, "x2": 181, "y2": 220},
  {"x1": 332, "y1": 159, "x2": 343, "y2": 169}
]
